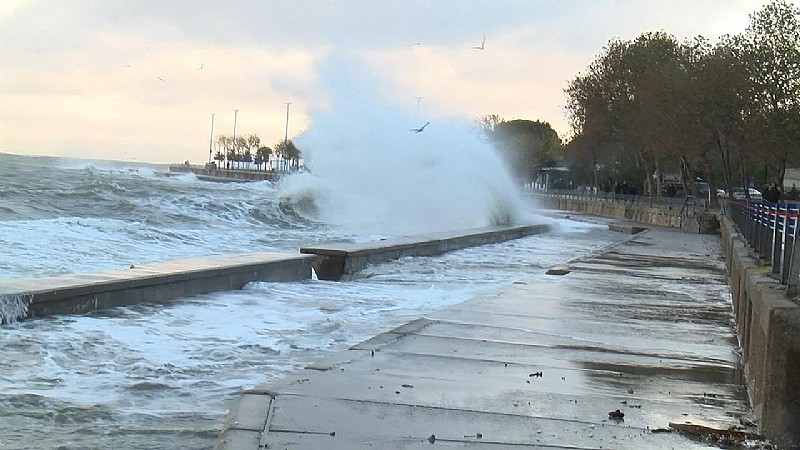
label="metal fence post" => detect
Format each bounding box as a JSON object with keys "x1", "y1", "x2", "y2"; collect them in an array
[
  {"x1": 764, "y1": 203, "x2": 775, "y2": 262},
  {"x1": 785, "y1": 226, "x2": 799, "y2": 295},
  {"x1": 753, "y1": 202, "x2": 762, "y2": 255},
  {"x1": 782, "y1": 204, "x2": 798, "y2": 289},
  {"x1": 772, "y1": 203, "x2": 785, "y2": 276}
]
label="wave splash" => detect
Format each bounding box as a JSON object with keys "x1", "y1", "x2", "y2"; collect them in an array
[
  {"x1": 0, "y1": 293, "x2": 31, "y2": 323},
  {"x1": 281, "y1": 54, "x2": 526, "y2": 237}
]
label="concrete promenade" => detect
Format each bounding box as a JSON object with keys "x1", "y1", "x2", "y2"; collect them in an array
[{"x1": 216, "y1": 225, "x2": 758, "y2": 449}]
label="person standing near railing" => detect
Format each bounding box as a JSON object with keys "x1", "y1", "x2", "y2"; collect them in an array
[
  {"x1": 764, "y1": 181, "x2": 782, "y2": 203},
  {"x1": 787, "y1": 184, "x2": 798, "y2": 201}
]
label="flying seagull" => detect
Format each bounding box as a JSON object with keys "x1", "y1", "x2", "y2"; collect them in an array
[
  {"x1": 410, "y1": 121, "x2": 430, "y2": 133},
  {"x1": 471, "y1": 35, "x2": 486, "y2": 50}
]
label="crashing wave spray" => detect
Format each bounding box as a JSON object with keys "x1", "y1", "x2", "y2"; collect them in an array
[
  {"x1": 0, "y1": 293, "x2": 31, "y2": 323},
  {"x1": 279, "y1": 55, "x2": 525, "y2": 237}
]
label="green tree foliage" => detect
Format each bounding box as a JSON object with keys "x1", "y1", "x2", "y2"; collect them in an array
[
  {"x1": 274, "y1": 139, "x2": 302, "y2": 170},
  {"x1": 740, "y1": 0, "x2": 800, "y2": 187},
  {"x1": 564, "y1": 0, "x2": 800, "y2": 199},
  {"x1": 475, "y1": 114, "x2": 503, "y2": 141},
  {"x1": 486, "y1": 119, "x2": 562, "y2": 186},
  {"x1": 255, "y1": 146, "x2": 272, "y2": 170},
  {"x1": 216, "y1": 134, "x2": 262, "y2": 169}
]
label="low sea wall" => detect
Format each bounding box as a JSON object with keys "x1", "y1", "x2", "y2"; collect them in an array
[
  {"x1": 0, "y1": 252, "x2": 314, "y2": 322},
  {"x1": 0, "y1": 226, "x2": 551, "y2": 321},
  {"x1": 169, "y1": 164, "x2": 282, "y2": 182},
  {"x1": 300, "y1": 224, "x2": 550, "y2": 281},
  {"x1": 534, "y1": 193, "x2": 721, "y2": 233},
  {"x1": 720, "y1": 217, "x2": 800, "y2": 447}
]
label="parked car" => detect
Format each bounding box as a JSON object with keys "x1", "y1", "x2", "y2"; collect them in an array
[{"x1": 731, "y1": 188, "x2": 762, "y2": 199}]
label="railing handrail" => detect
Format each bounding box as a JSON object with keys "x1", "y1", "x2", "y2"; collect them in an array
[{"x1": 727, "y1": 199, "x2": 799, "y2": 294}]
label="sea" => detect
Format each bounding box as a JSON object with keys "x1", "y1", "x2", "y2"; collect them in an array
[{"x1": 0, "y1": 152, "x2": 629, "y2": 449}]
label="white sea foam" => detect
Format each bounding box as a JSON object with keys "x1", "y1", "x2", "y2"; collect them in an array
[
  {"x1": 281, "y1": 55, "x2": 525, "y2": 237},
  {"x1": 0, "y1": 293, "x2": 31, "y2": 323}
]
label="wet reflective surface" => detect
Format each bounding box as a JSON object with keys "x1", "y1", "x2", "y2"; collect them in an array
[
  {"x1": 252, "y1": 226, "x2": 761, "y2": 449},
  {"x1": 1, "y1": 215, "x2": 624, "y2": 450}
]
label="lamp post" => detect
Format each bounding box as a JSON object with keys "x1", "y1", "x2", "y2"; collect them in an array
[
  {"x1": 284, "y1": 102, "x2": 291, "y2": 142},
  {"x1": 208, "y1": 112, "x2": 215, "y2": 165},
  {"x1": 283, "y1": 102, "x2": 292, "y2": 172},
  {"x1": 232, "y1": 109, "x2": 239, "y2": 169}
]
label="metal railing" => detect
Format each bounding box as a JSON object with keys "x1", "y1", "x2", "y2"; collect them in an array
[{"x1": 727, "y1": 200, "x2": 800, "y2": 294}]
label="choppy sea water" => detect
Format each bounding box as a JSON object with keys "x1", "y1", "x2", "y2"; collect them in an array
[{"x1": 0, "y1": 153, "x2": 627, "y2": 449}]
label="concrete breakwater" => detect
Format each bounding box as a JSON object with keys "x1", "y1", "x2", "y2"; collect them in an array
[
  {"x1": 0, "y1": 225, "x2": 548, "y2": 322},
  {"x1": 168, "y1": 164, "x2": 283, "y2": 182},
  {"x1": 301, "y1": 224, "x2": 550, "y2": 281},
  {"x1": 721, "y1": 216, "x2": 800, "y2": 447},
  {"x1": 0, "y1": 252, "x2": 315, "y2": 322}
]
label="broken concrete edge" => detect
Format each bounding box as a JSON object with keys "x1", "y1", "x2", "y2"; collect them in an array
[
  {"x1": 545, "y1": 266, "x2": 571, "y2": 276},
  {"x1": 608, "y1": 222, "x2": 649, "y2": 235}
]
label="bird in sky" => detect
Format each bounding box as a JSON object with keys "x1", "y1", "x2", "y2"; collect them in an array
[
  {"x1": 410, "y1": 121, "x2": 430, "y2": 133},
  {"x1": 471, "y1": 35, "x2": 486, "y2": 50},
  {"x1": 158, "y1": 77, "x2": 166, "y2": 82},
  {"x1": 415, "y1": 96, "x2": 424, "y2": 111}
]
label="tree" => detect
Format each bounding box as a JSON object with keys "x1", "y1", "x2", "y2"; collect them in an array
[
  {"x1": 491, "y1": 119, "x2": 562, "y2": 186},
  {"x1": 475, "y1": 114, "x2": 503, "y2": 141},
  {"x1": 274, "y1": 140, "x2": 302, "y2": 170},
  {"x1": 255, "y1": 146, "x2": 272, "y2": 170},
  {"x1": 740, "y1": 0, "x2": 800, "y2": 188},
  {"x1": 213, "y1": 148, "x2": 225, "y2": 168}
]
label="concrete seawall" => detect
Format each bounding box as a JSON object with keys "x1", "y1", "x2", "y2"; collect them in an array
[
  {"x1": 720, "y1": 216, "x2": 800, "y2": 447},
  {"x1": 0, "y1": 226, "x2": 550, "y2": 321},
  {"x1": 537, "y1": 195, "x2": 683, "y2": 227},
  {"x1": 168, "y1": 164, "x2": 282, "y2": 182},
  {"x1": 0, "y1": 252, "x2": 315, "y2": 321},
  {"x1": 300, "y1": 224, "x2": 550, "y2": 281}
]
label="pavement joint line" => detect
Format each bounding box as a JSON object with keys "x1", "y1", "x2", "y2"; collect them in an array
[
  {"x1": 257, "y1": 392, "x2": 277, "y2": 448},
  {"x1": 263, "y1": 431, "x2": 603, "y2": 449},
  {"x1": 374, "y1": 345, "x2": 732, "y2": 369},
  {"x1": 270, "y1": 392, "x2": 651, "y2": 431},
  {"x1": 403, "y1": 321, "x2": 739, "y2": 364},
  {"x1": 563, "y1": 227, "x2": 651, "y2": 267},
  {"x1": 428, "y1": 437, "x2": 604, "y2": 449}
]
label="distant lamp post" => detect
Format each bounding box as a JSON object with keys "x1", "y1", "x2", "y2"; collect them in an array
[
  {"x1": 284, "y1": 101, "x2": 292, "y2": 143},
  {"x1": 208, "y1": 112, "x2": 215, "y2": 164},
  {"x1": 232, "y1": 109, "x2": 239, "y2": 169}
]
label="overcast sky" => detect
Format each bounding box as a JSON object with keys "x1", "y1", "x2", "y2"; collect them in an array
[{"x1": 0, "y1": 0, "x2": 773, "y2": 164}]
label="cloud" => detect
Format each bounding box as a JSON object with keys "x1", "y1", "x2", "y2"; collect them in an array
[{"x1": 0, "y1": 0, "x2": 775, "y2": 162}]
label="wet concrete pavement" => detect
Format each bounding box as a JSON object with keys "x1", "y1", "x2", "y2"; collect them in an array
[{"x1": 216, "y1": 225, "x2": 755, "y2": 449}]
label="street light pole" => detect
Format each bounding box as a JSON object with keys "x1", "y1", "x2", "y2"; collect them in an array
[
  {"x1": 208, "y1": 112, "x2": 215, "y2": 164},
  {"x1": 284, "y1": 102, "x2": 291, "y2": 143},
  {"x1": 232, "y1": 109, "x2": 239, "y2": 169}
]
